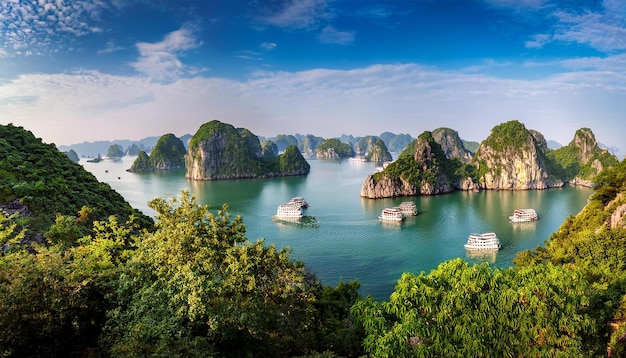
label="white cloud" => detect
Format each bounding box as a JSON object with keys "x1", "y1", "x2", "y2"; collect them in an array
[
  {"x1": 524, "y1": 33, "x2": 550, "y2": 49},
  {"x1": 131, "y1": 27, "x2": 202, "y2": 81},
  {"x1": 261, "y1": 42, "x2": 277, "y2": 51},
  {"x1": 552, "y1": 9, "x2": 626, "y2": 52},
  {"x1": 97, "y1": 40, "x2": 124, "y2": 54},
  {"x1": 0, "y1": 0, "x2": 109, "y2": 57},
  {"x1": 318, "y1": 25, "x2": 354, "y2": 45},
  {"x1": 1, "y1": 61, "x2": 625, "y2": 153},
  {"x1": 260, "y1": 0, "x2": 331, "y2": 30}
]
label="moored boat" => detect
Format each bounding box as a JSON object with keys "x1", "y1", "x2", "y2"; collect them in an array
[
  {"x1": 288, "y1": 196, "x2": 309, "y2": 209},
  {"x1": 379, "y1": 207, "x2": 405, "y2": 222},
  {"x1": 464, "y1": 232, "x2": 501, "y2": 250},
  {"x1": 398, "y1": 201, "x2": 418, "y2": 216},
  {"x1": 509, "y1": 208, "x2": 538, "y2": 223}
]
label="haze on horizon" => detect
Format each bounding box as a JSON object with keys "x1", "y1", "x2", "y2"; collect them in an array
[{"x1": 0, "y1": 0, "x2": 625, "y2": 154}]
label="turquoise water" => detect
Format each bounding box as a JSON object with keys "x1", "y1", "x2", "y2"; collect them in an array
[{"x1": 82, "y1": 157, "x2": 593, "y2": 300}]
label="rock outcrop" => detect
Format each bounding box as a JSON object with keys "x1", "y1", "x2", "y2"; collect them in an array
[
  {"x1": 360, "y1": 132, "x2": 456, "y2": 198},
  {"x1": 558, "y1": 128, "x2": 618, "y2": 187},
  {"x1": 471, "y1": 120, "x2": 563, "y2": 190},
  {"x1": 185, "y1": 120, "x2": 309, "y2": 180},
  {"x1": 432, "y1": 128, "x2": 472, "y2": 163}
]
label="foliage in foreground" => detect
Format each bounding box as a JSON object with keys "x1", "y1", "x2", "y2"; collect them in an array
[
  {"x1": 0, "y1": 192, "x2": 363, "y2": 357},
  {"x1": 352, "y1": 259, "x2": 596, "y2": 357}
]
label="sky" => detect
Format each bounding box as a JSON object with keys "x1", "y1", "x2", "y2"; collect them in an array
[{"x1": 0, "y1": 0, "x2": 625, "y2": 154}]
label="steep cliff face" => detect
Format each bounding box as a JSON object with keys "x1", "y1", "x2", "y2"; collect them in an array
[
  {"x1": 554, "y1": 128, "x2": 618, "y2": 187},
  {"x1": 360, "y1": 132, "x2": 456, "y2": 198},
  {"x1": 185, "y1": 120, "x2": 309, "y2": 180},
  {"x1": 432, "y1": 128, "x2": 472, "y2": 163},
  {"x1": 471, "y1": 120, "x2": 562, "y2": 190},
  {"x1": 366, "y1": 139, "x2": 393, "y2": 162}
]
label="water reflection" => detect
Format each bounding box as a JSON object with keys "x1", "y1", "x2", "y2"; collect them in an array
[{"x1": 465, "y1": 249, "x2": 498, "y2": 263}]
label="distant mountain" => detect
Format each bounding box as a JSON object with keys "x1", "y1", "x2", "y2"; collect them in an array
[
  {"x1": 58, "y1": 134, "x2": 192, "y2": 158},
  {"x1": 379, "y1": 132, "x2": 414, "y2": 153},
  {"x1": 547, "y1": 140, "x2": 562, "y2": 150}
]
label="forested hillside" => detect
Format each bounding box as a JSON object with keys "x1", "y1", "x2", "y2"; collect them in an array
[{"x1": 0, "y1": 124, "x2": 152, "y2": 232}]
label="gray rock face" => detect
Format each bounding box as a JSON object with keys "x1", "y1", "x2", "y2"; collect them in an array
[{"x1": 432, "y1": 128, "x2": 472, "y2": 163}]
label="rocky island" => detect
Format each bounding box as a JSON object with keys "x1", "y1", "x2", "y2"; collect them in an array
[
  {"x1": 354, "y1": 136, "x2": 393, "y2": 162},
  {"x1": 127, "y1": 133, "x2": 187, "y2": 172},
  {"x1": 315, "y1": 138, "x2": 355, "y2": 159},
  {"x1": 361, "y1": 120, "x2": 618, "y2": 198},
  {"x1": 185, "y1": 120, "x2": 310, "y2": 180}
]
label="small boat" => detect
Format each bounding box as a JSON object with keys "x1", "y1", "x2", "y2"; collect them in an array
[
  {"x1": 398, "y1": 201, "x2": 418, "y2": 216},
  {"x1": 379, "y1": 207, "x2": 405, "y2": 222},
  {"x1": 275, "y1": 203, "x2": 303, "y2": 218},
  {"x1": 509, "y1": 209, "x2": 538, "y2": 223},
  {"x1": 288, "y1": 196, "x2": 309, "y2": 209},
  {"x1": 348, "y1": 157, "x2": 368, "y2": 162},
  {"x1": 464, "y1": 232, "x2": 501, "y2": 250}
]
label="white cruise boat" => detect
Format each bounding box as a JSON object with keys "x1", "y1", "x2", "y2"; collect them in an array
[
  {"x1": 275, "y1": 203, "x2": 303, "y2": 218},
  {"x1": 464, "y1": 232, "x2": 501, "y2": 250},
  {"x1": 379, "y1": 207, "x2": 405, "y2": 222},
  {"x1": 288, "y1": 196, "x2": 309, "y2": 209},
  {"x1": 509, "y1": 208, "x2": 538, "y2": 223},
  {"x1": 398, "y1": 201, "x2": 418, "y2": 216}
]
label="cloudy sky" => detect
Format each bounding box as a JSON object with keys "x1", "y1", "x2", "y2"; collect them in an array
[{"x1": 0, "y1": 0, "x2": 625, "y2": 153}]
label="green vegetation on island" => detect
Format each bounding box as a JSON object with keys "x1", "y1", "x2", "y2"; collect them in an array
[
  {"x1": 106, "y1": 144, "x2": 124, "y2": 158},
  {"x1": 127, "y1": 133, "x2": 186, "y2": 172},
  {"x1": 372, "y1": 131, "x2": 469, "y2": 189},
  {"x1": 186, "y1": 120, "x2": 310, "y2": 180},
  {"x1": 548, "y1": 127, "x2": 619, "y2": 182},
  {"x1": 367, "y1": 120, "x2": 618, "y2": 197},
  {"x1": 316, "y1": 138, "x2": 355, "y2": 159}
]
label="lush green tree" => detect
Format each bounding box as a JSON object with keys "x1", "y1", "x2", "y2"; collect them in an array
[
  {"x1": 0, "y1": 123, "x2": 152, "y2": 232},
  {"x1": 102, "y1": 191, "x2": 318, "y2": 357},
  {"x1": 0, "y1": 213, "x2": 140, "y2": 357},
  {"x1": 352, "y1": 259, "x2": 597, "y2": 357}
]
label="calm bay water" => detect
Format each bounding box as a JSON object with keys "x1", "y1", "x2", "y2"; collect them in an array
[{"x1": 82, "y1": 157, "x2": 593, "y2": 300}]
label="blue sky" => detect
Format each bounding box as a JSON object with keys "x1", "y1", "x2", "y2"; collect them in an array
[{"x1": 0, "y1": 0, "x2": 625, "y2": 154}]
